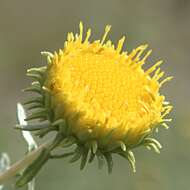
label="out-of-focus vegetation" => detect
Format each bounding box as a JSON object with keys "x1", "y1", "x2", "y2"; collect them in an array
[{"x1": 0, "y1": 0, "x2": 190, "y2": 189}]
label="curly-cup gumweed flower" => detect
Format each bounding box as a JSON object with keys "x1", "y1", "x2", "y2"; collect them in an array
[{"x1": 16, "y1": 22, "x2": 172, "y2": 187}]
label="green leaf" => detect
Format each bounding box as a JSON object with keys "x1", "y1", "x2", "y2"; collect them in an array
[
  {"x1": 27, "y1": 103, "x2": 43, "y2": 110},
  {"x1": 26, "y1": 73, "x2": 42, "y2": 83},
  {"x1": 27, "y1": 178, "x2": 35, "y2": 190},
  {"x1": 25, "y1": 109, "x2": 47, "y2": 121},
  {"x1": 88, "y1": 151, "x2": 95, "y2": 163},
  {"x1": 23, "y1": 97, "x2": 43, "y2": 105},
  {"x1": 50, "y1": 152, "x2": 74, "y2": 159},
  {"x1": 117, "y1": 141, "x2": 127, "y2": 151},
  {"x1": 127, "y1": 150, "x2": 136, "y2": 172},
  {"x1": 17, "y1": 103, "x2": 38, "y2": 190},
  {"x1": 27, "y1": 67, "x2": 47, "y2": 76},
  {"x1": 69, "y1": 146, "x2": 82, "y2": 163},
  {"x1": 130, "y1": 129, "x2": 151, "y2": 148},
  {"x1": 35, "y1": 127, "x2": 54, "y2": 138},
  {"x1": 16, "y1": 148, "x2": 49, "y2": 188},
  {"x1": 52, "y1": 119, "x2": 65, "y2": 127},
  {"x1": 146, "y1": 143, "x2": 160, "y2": 154},
  {"x1": 43, "y1": 89, "x2": 51, "y2": 110},
  {"x1": 23, "y1": 82, "x2": 42, "y2": 94},
  {"x1": 104, "y1": 153, "x2": 113, "y2": 174},
  {"x1": 60, "y1": 137, "x2": 76, "y2": 148},
  {"x1": 143, "y1": 138, "x2": 162, "y2": 149},
  {"x1": 80, "y1": 148, "x2": 89, "y2": 170},
  {"x1": 87, "y1": 140, "x2": 98, "y2": 154},
  {"x1": 96, "y1": 151, "x2": 104, "y2": 169},
  {"x1": 41, "y1": 51, "x2": 54, "y2": 64},
  {"x1": 118, "y1": 150, "x2": 136, "y2": 172},
  {"x1": 16, "y1": 123, "x2": 50, "y2": 131},
  {"x1": 17, "y1": 103, "x2": 38, "y2": 151}
]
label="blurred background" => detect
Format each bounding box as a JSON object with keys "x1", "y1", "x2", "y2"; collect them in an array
[{"x1": 0, "y1": 0, "x2": 189, "y2": 189}]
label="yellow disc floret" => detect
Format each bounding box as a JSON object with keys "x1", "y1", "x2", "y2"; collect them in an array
[{"x1": 44, "y1": 22, "x2": 172, "y2": 145}]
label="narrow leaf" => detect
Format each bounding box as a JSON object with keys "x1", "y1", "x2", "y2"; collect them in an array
[
  {"x1": 70, "y1": 147, "x2": 82, "y2": 163},
  {"x1": 27, "y1": 67, "x2": 47, "y2": 76},
  {"x1": 52, "y1": 119, "x2": 65, "y2": 127},
  {"x1": 23, "y1": 97, "x2": 43, "y2": 105},
  {"x1": 17, "y1": 103, "x2": 37, "y2": 150},
  {"x1": 23, "y1": 85, "x2": 41, "y2": 94},
  {"x1": 96, "y1": 151, "x2": 104, "y2": 169},
  {"x1": 117, "y1": 141, "x2": 127, "y2": 151},
  {"x1": 143, "y1": 138, "x2": 162, "y2": 149},
  {"x1": 80, "y1": 148, "x2": 89, "y2": 170},
  {"x1": 16, "y1": 123, "x2": 50, "y2": 131},
  {"x1": 146, "y1": 143, "x2": 160, "y2": 154},
  {"x1": 127, "y1": 150, "x2": 136, "y2": 172},
  {"x1": 88, "y1": 151, "x2": 95, "y2": 163},
  {"x1": 25, "y1": 109, "x2": 47, "y2": 121},
  {"x1": 104, "y1": 153, "x2": 113, "y2": 174},
  {"x1": 16, "y1": 148, "x2": 49, "y2": 188},
  {"x1": 26, "y1": 73, "x2": 42, "y2": 82},
  {"x1": 50, "y1": 152, "x2": 74, "y2": 159},
  {"x1": 91, "y1": 140, "x2": 98, "y2": 154}
]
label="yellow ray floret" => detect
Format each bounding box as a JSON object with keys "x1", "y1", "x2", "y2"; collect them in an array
[{"x1": 44, "y1": 22, "x2": 172, "y2": 144}]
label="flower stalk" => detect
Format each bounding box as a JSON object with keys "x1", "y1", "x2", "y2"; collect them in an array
[{"x1": 0, "y1": 141, "x2": 50, "y2": 184}]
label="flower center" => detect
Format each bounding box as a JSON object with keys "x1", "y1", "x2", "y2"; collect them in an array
[{"x1": 44, "y1": 23, "x2": 172, "y2": 141}]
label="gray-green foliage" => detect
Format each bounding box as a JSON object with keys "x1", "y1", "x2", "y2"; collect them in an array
[
  {"x1": 0, "y1": 104, "x2": 37, "y2": 190},
  {"x1": 17, "y1": 103, "x2": 38, "y2": 190}
]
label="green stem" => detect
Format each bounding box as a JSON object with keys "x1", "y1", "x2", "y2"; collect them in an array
[{"x1": 0, "y1": 140, "x2": 51, "y2": 185}]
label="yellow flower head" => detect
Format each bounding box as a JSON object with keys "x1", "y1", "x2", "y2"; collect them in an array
[
  {"x1": 19, "y1": 22, "x2": 172, "y2": 184},
  {"x1": 45, "y1": 22, "x2": 172, "y2": 145}
]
